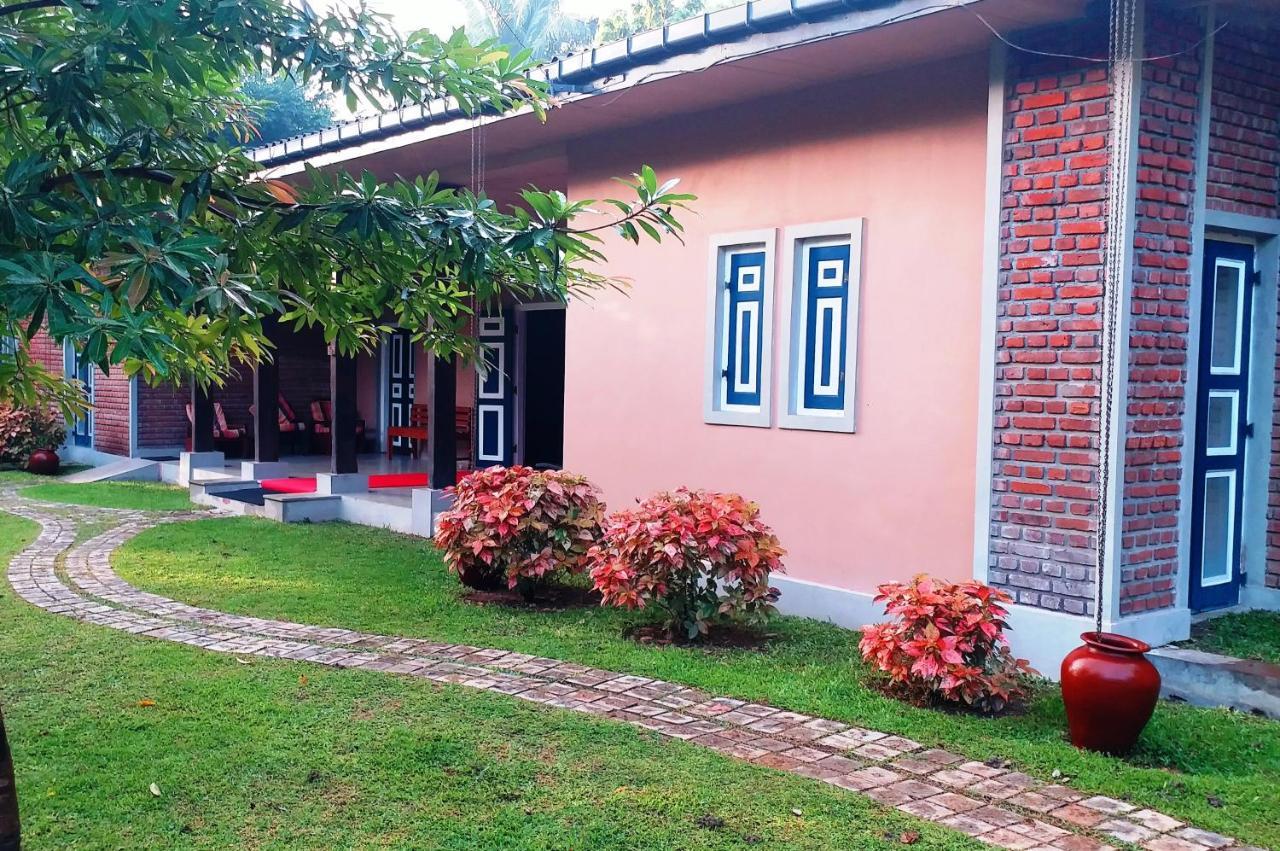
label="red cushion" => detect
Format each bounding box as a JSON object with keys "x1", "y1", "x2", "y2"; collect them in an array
[
  {"x1": 260, "y1": 478, "x2": 318, "y2": 494},
  {"x1": 260, "y1": 472, "x2": 459, "y2": 493},
  {"x1": 368, "y1": 473, "x2": 429, "y2": 489}
]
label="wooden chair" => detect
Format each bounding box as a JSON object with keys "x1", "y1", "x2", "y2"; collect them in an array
[
  {"x1": 455, "y1": 406, "x2": 473, "y2": 466},
  {"x1": 185, "y1": 401, "x2": 248, "y2": 457},
  {"x1": 386, "y1": 403, "x2": 430, "y2": 460},
  {"x1": 248, "y1": 394, "x2": 308, "y2": 454},
  {"x1": 310, "y1": 399, "x2": 365, "y2": 455}
]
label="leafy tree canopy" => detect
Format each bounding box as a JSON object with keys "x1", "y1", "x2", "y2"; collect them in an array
[
  {"x1": 461, "y1": 0, "x2": 596, "y2": 62},
  {"x1": 0, "y1": 0, "x2": 691, "y2": 416},
  {"x1": 598, "y1": 0, "x2": 736, "y2": 42},
  {"x1": 234, "y1": 74, "x2": 335, "y2": 148}
]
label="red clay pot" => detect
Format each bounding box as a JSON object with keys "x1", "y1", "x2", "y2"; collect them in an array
[
  {"x1": 1061, "y1": 632, "x2": 1160, "y2": 755},
  {"x1": 25, "y1": 448, "x2": 60, "y2": 476}
]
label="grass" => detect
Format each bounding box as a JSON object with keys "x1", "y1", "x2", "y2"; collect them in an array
[
  {"x1": 113, "y1": 518, "x2": 1280, "y2": 848},
  {"x1": 0, "y1": 466, "x2": 89, "y2": 484},
  {"x1": 21, "y1": 480, "x2": 193, "y2": 511},
  {"x1": 0, "y1": 468, "x2": 194, "y2": 511},
  {"x1": 1179, "y1": 610, "x2": 1280, "y2": 665},
  {"x1": 0, "y1": 513, "x2": 976, "y2": 850}
]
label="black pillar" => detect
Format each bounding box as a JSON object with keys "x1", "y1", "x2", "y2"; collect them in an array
[
  {"x1": 430, "y1": 354, "x2": 457, "y2": 489},
  {"x1": 190, "y1": 383, "x2": 214, "y2": 453},
  {"x1": 253, "y1": 318, "x2": 280, "y2": 463},
  {"x1": 0, "y1": 707, "x2": 20, "y2": 851},
  {"x1": 330, "y1": 344, "x2": 358, "y2": 475}
]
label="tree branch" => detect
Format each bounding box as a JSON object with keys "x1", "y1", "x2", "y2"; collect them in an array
[{"x1": 0, "y1": 0, "x2": 74, "y2": 17}]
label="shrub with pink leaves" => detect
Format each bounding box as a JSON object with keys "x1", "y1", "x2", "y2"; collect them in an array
[
  {"x1": 0, "y1": 403, "x2": 65, "y2": 465},
  {"x1": 859, "y1": 575, "x2": 1036, "y2": 714},
  {"x1": 589, "y1": 488, "x2": 785, "y2": 640},
  {"x1": 434, "y1": 465, "x2": 605, "y2": 594}
]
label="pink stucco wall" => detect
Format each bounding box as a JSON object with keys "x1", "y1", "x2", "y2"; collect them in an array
[{"x1": 563, "y1": 55, "x2": 990, "y2": 593}]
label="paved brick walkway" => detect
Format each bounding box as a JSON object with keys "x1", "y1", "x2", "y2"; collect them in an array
[{"x1": 1, "y1": 491, "x2": 1265, "y2": 851}]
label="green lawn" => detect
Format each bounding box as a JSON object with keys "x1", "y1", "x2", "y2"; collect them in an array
[
  {"x1": 0, "y1": 467, "x2": 89, "y2": 485},
  {"x1": 21, "y1": 480, "x2": 194, "y2": 511},
  {"x1": 1180, "y1": 610, "x2": 1280, "y2": 665},
  {"x1": 113, "y1": 518, "x2": 1280, "y2": 849},
  {"x1": 0, "y1": 468, "x2": 194, "y2": 511},
  {"x1": 0, "y1": 513, "x2": 975, "y2": 850}
]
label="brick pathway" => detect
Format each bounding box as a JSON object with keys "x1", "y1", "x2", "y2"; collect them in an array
[{"x1": 1, "y1": 491, "x2": 1265, "y2": 851}]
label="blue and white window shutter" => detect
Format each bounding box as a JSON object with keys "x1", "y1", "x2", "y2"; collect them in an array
[
  {"x1": 704, "y1": 230, "x2": 776, "y2": 427},
  {"x1": 780, "y1": 219, "x2": 864, "y2": 433}
]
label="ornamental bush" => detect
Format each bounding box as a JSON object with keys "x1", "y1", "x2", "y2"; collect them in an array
[
  {"x1": 859, "y1": 575, "x2": 1036, "y2": 714},
  {"x1": 434, "y1": 465, "x2": 606, "y2": 594},
  {"x1": 0, "y1": 404, "x2": 66, "y2": 465},
  {"x1": 589, "y1": 488, "x2": 785, "y2": 640}
]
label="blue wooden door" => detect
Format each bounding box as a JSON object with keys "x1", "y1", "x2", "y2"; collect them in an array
[
  {"x1": 65, "y1": 344, "x2": 93, "y2": 447},
  {"x1": 475, "y1": 310, "x2": 514, "y2": 467},
  {"x1": 1189, "y1": 239, "x2": 1254, "y2": 611}
]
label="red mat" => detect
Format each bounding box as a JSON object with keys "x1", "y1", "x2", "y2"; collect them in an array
[{"x1": 261, "y1": 471, "x2": 469, "y2": 494}]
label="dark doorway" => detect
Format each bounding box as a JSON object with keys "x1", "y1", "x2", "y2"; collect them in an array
[{"x1": 520, "y1": 309, "x2": 566, "y2": 469}]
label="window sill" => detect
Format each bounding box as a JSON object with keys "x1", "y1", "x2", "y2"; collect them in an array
[{"x1": 779, "y1": 411, "x2": 855, "y2": 433}]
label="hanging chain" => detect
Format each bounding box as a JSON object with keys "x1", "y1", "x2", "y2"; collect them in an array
[{"x1": 1095, "y1": 0, "x2": 1138, "y2": 635}]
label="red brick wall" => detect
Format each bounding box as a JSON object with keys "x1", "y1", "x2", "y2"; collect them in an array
[
  {"x1": 1206, "y1": 27, "x2": 1279, "y2": 218},
  {"x1": 988, "y1": 22, "x2": 1110, "y2": 615},
  {"x1": 23, "y1": 328, "x2": 132, "y2": 455},
  {"x1": 26, "y1": 329, "x2": 62, "y2": 374},
  {"x1": 136, "y1": 382, "x2": 189, "y2": 449},
  {"x1": 1119, "y1": 11, "x2": 1204, "y2": 614},
  {"x1": 1200, "y1": 24, "x2": 1280, "y2": 592},
  {"x1": 1214, "y1": 32, "x2": 1280, "y2": 589},
  {"x1": 91, "y1": 367, "x2": 131, "y2": 455}
]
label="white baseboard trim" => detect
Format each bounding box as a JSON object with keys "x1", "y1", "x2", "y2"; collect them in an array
[
  {"x1": 1002, "y1": 605, "x2": 1096, "y2": 680},
  {"x1": 1241, "y1": 583, "x2": 1280, "y2": 610},
  {"x1": 773, "y1": 579, "x2": 1193, "y2": 681},
  {"x1": 1104, "y1": 605, "x2": 1192, "y2": 648},
  {"x1": 772, "y1": 577, "x2": 1097, "y2": 677},
  {"x1": 772, "y1": 576, "x2": 883, "y2": 631}
]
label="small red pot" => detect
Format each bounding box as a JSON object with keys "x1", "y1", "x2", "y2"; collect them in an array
[
  {"x1": 25, "y1": 448, "x2": 60, "y2": 476},
  {"x1": 1061, "y1": 632, "x2": 1160, "y2": 755}
]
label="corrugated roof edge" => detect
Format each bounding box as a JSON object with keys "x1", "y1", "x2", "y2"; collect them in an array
[{"x1": 249, "y1": 0, "x2": 908, "y2": 167}]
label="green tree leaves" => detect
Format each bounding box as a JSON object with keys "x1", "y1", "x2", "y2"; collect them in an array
[{"x1": 0, "y1": 0, "x2": 692, "y2": 417}]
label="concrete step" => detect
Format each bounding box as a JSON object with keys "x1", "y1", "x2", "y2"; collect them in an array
[{"x1": 1150, "y1": 646, "x2": 1280, "y2": 717}]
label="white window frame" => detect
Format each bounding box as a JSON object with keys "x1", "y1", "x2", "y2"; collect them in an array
[
  {"x1": 703, "y1": 229, "x2": 776, "y2": 428},
  {"x1": 62, "y1": 340, "x2": 93, "y2": 442},
  {"x1": 1209, "y1": 257, "x2": 1247, "y2": 376},
  {"x1": 779, "y1": 218, "x2": 864, "y2": 433},
  {"x1": 1204, "y1": 388, "x2": 1239, "y2": 457},
  {"x1": 1200, "y1": 468, "x2": 1237, "y2": 588}
]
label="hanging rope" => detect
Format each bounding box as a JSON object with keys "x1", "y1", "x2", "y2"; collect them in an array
[{"x1": 1095, "y1": 0, "x2": 1138, "y2": 636}]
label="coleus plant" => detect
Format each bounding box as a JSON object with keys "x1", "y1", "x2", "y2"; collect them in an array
[
  {"x1": 859, "y1": 575, "x2": 1037, "y2": 714},
  {"x1": 589, "y1": 488, "x2": 785, "y2": 640},
  {"x1": 434, "y1": 465, "x2": 605, "y2": 595}
]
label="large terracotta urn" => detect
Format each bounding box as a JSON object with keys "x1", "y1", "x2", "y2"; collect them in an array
[
  {"x1": 1061, "y1": 632, "x2": 1161, "y2": 755},
  {"x1": 25, "y1": 448, "x2": 60, "y2": 476}
]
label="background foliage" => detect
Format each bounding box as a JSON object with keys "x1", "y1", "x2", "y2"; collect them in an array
[{"x1": 230, "y1": 75, "x2": 335, "y2": 148}]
